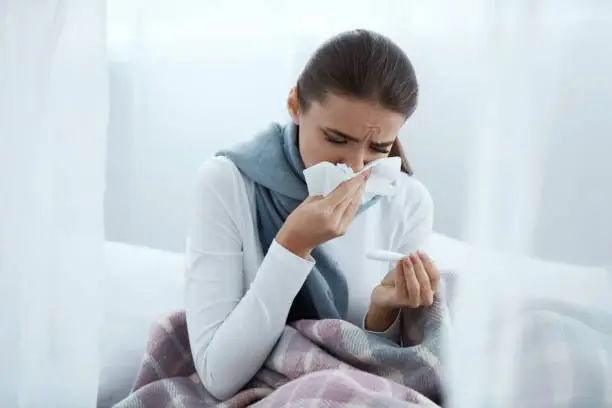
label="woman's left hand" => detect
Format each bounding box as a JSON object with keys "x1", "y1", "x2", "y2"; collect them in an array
[{"x1": 371, "y1": 251, "x2": 440, "y2": 310}]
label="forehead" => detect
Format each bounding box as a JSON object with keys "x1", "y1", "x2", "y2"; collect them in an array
[{"x1": 306, "y1": 94, "x2": 405, "y2": 140}]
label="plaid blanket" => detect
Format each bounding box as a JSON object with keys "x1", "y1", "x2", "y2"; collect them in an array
[
  {"x1": 513, "y1": 300, "x2": 612, "y2": 408},
  {"x1": 113, "y1": 294, "x2": 449, "y2": 408}
]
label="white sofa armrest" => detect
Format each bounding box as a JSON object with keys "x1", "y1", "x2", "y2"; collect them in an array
[{"x1": 98, "y1": 241, "x2": 184, "y2": 408}]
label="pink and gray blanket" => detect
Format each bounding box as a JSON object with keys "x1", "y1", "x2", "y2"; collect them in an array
[
  {"x1": 514, "y1": 300, "x2": 612, "y2": 408},
  {"x1": 113, "y1": 291, "x2": 612, "y2": 408},
  {"x1": 113, "y1": 294, "x2": 449, "y2": 408}
]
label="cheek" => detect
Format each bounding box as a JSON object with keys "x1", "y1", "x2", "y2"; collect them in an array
[
  {"x1": 299, "y1": 137, "x2": 330, "y2": 168},
  {"x1": 298, "y1": 129, "x2": 336, "y2": 168}
]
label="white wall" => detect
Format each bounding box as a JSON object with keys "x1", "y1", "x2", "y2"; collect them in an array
[{"x1": 103, "y1": 2, "x2": 612, "y2": 267}]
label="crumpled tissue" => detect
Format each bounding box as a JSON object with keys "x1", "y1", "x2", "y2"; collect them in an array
[{"x1": 303, "y1": 156, "x2": 401, "y2": 203}]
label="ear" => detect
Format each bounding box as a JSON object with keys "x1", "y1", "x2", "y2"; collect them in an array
[{"x1": 287, "y1": 87, "x2": 300, "y2": 124}]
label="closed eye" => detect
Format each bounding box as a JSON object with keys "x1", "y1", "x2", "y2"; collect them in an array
[
  {"x1": 324, "y1": 129, "x2": 392, "y2": 153},
  {"x1": 324, "y1": 131, "x2": 347, "y2": 145},
  {"x1": 371, "y1": 145, "x2": 391, "y2": 154}
]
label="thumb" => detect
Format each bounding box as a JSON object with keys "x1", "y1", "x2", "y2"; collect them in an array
[{"x1": 381, "y1": 269, "x2": 395, "y2": 287}]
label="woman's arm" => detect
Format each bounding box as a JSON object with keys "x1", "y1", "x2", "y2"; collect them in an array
[
  {"x1": 363, "y1": 176, "x2": 435, "y2": 340},
  {"x1": 185, "y1": 158, "x2": 314, "y2": 400}
]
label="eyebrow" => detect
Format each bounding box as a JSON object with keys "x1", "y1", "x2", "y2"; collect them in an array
[{"x1": 322, "y1": 127, "x2": 395, "y2": 147}]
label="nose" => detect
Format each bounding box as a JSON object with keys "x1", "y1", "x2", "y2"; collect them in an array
[{"x1": 343, "y1": 150, "x2": 367, "y2": 174}]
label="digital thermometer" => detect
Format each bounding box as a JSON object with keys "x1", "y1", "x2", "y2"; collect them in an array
[{"x1": 366, "y1": 249, "x2": 407, "y2": 262}]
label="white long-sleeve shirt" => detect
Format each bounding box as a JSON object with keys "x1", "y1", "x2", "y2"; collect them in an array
[{"x1": 185, "y1": 156, "x2": 433, "y2": 400}]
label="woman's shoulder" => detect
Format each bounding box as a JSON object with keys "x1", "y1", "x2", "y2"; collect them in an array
[
  {"x1": 194, "y1": 156, "x2": 254, "y2": 202},
  {"x1": 394, "y1": 172, "x2": 433, "y2": 206},
  {"x1": 388, "y1": 172, "x2": 434, "y2": 224}
]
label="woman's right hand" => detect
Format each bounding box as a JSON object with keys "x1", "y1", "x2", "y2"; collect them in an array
[
  {"x1": 276, "y1": 169, "x2": 371, "y2": 259},
  {"x1": 371, "y1": 252, "x2": 440, "y2": 309}
]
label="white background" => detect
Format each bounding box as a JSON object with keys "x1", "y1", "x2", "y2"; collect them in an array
[
  {"x1": 2, "y1": 1, "x2": 611, "y2": 406},
  {"x1": 105, "y1": 0, "x2": 612, "y2": 266}
]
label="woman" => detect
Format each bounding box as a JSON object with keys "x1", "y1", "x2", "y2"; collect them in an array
[{"x1": 185, "y1": 29, "x2": 441, "y2": 400}]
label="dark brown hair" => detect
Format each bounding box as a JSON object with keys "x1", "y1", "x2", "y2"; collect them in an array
[{"x1": 296, "y1": 29, "x2": 418, "y2": 175}]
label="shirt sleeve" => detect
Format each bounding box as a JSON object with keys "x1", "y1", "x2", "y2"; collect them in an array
[
  {"x1": 362, "y1": 311, "x2": 402, "y2": 344},
  {"x1": 185, "y1": 158, "x2": 314, "y2": 400}
]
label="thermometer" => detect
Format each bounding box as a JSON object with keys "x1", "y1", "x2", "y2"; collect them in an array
[{"x1": 366, "y1": 249, "x2": 407, "y2": 262}]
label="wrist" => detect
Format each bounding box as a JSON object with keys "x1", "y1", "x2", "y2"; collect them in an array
[
  {"x1": 275, "y1": 231, "x2": 312, "y2": 260},
  {"x1": 365, "y1": 305, "x2": 399, "y2": 332}
]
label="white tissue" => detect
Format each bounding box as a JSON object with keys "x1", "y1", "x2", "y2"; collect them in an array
[{"x1": 303, "y1": 157, "x2": 401, "y2": 203}]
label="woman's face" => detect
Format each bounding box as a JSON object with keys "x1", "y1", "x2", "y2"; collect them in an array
[{"x1": 287, "y1": 88, "x2": 406, "y2": 173}]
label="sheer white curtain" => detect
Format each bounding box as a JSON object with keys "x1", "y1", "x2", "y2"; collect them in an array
[
  {"x1": 0, "y1": 1, "x2": 107, "y2": 407},
  {"x1": 0, "y1": 0, "x2": 609, "y2": 406},
  {"x1": 463, "y1": 1, "x2": 612, "y2": 261},
  {"x1": 1, "y1": 0, "x2": 607, "y2": 406}
]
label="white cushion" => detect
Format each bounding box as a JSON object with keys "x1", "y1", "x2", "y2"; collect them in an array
[{"x1": 98, "y1": 242, "x2": 184, "y2": 408}]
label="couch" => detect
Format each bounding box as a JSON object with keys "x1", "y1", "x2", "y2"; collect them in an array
[{"x1": 98, "y1": 233, "x2": 611, "y2": 407}]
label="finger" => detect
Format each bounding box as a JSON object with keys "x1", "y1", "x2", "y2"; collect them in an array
[
  {"x1": 336, "y1": 169, "x2": 370, "y2": 216},
  {"x1": 337, "y1": 199, "x2": 360, "y2": 233},
  {"x1": 401, "y1": 258, "x2": 421, "y2": 308},
  {"x1": 334, "y1": 174, "x2": 364, "y2": 212},
  {"x1": 395, "y1": 261, "x2": 409, "y2": 296},
  {"x1": 337, "y1": 181, "x2": 366, "y2": 226},
  {"x1": 418, "y1": 251, "x2": 440, "y2": 292},
  {"x1": 324, "y1": 176, "x2": 364, "y2": 208},
  {"x1": 324, "y1": 170, "x2": 369, "y2": 208},
  {"x1": 329, "y1": 181, "x2": 364, "y2": 235},
  {"x1": 411, "y1": 253, "x2": 433, "y2": 306}
]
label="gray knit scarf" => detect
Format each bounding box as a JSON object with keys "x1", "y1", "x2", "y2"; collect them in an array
[{"x1": 217, "y1": 122, "x2": 378, "y2": 322}]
